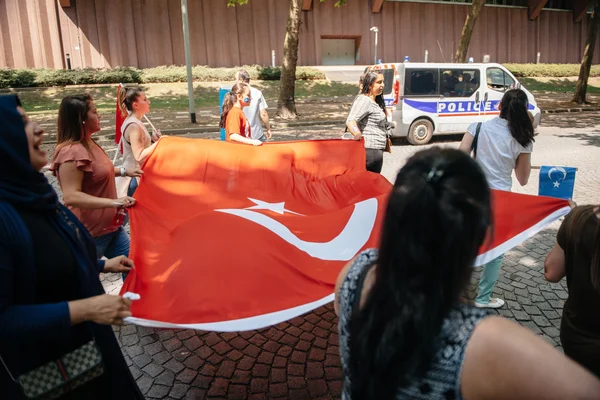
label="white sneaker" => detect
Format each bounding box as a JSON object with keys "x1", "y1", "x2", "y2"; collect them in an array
[{"x1": 474, "y1": 298, "x2": 505, "y2": 309}]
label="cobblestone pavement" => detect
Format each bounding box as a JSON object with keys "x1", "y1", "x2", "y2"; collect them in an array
[{"x1": 43, "y1": 112, "x2": 600, "y2": 399}]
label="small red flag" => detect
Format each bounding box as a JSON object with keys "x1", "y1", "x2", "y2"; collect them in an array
[{"x1": 115, "y1": 84, "x2": 125, "y2": 152}]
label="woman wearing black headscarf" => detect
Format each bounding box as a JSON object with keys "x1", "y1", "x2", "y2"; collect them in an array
[{"x1": 0, "y1": 95, "x2": 144, "y2": 399}]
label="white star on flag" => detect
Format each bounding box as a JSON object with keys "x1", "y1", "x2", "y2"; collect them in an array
[
  {"x1": 553, "y1": 181, "x2": 560, "y2": 188},
  {"x1": 245, "y1": 198, "x2": 304, "y2": 216}
]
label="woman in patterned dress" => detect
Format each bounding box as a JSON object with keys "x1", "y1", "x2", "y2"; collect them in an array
[{"x1": 334, "y1": 147, "x2": 600, "y2": 399}]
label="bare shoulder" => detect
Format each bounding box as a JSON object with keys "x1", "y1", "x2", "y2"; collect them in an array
[
  {"x1": 467, "y1": 316, "x2": 564, "y2": 361},
  {"x1": 125, "y1": 122, "x2": 143, "y2": 136},
  {"x1": 461, "y1": 316, "x2": 600, "y2": 400}
]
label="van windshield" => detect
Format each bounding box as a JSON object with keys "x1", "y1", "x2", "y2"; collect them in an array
[
  {"x1": 369, "y1": 67, "x2": 395, "y2": 95},
  {"x1": 380, "y1": 69, "x2": 394, "y2": 95}
]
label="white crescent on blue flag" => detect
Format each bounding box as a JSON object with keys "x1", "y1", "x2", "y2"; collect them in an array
[{"x1": 539, "y1": 166, "x2": 577, "y2": 200}]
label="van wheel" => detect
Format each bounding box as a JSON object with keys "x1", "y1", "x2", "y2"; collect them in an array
[{"x1": 407, "y1": 119, "x2": 433, "y2": 145}]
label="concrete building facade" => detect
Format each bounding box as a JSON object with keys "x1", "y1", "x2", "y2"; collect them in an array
[{"x1": 0, "y1": 0, "x2": 598, "y2": 70}]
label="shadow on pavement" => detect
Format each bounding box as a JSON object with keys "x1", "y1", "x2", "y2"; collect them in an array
[
  {"x1": 556, "y1": 132, "x2": 600, "y2": 147},
  {"x1": 391, "y1": 133, "x2": 463, "y2": 147}
]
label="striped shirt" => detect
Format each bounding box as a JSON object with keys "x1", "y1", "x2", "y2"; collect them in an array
[{"x1": 346, "y1": 95, "x2": 388, "y2": 150}]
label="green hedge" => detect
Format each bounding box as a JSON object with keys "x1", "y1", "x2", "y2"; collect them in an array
[
  {"x1": 0, "y1": 65, "x2": 325, "y2": 88},
  {"x1": 0, "y1": 67, "x2": 142, "y2": 88},
  {"x1": 505, "y1": 63, "x2": 600, "y2": 78}
]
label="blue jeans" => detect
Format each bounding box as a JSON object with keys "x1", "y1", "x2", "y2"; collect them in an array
[
  {"x1": 475, "y1": 255, "x2": 504, "y2": 304},
  {"x1": 95, "y1": 226, "x2": 130, "y2": 280},
  {"x1": 127, "y1": 177, "x2": 139, "y2": 197},
  {"x1": 123, "y1": 178, "x2": 138, "y2": 226}
]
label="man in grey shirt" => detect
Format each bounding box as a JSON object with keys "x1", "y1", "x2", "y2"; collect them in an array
[{"x1": 235, "y1": 69, "x2": 272, "y2": 142}]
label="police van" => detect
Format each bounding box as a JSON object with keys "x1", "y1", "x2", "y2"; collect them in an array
[{"x1": 366, "y1": 62, "x2": 541, "y2": 145}]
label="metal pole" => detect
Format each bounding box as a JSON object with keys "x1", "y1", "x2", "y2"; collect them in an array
[
  {"x1": 373, "y1": 31, "x2": 378, "y2": 65},
  {"x1": 181, "y1": 0, "x2": 196, "y2": 123}
]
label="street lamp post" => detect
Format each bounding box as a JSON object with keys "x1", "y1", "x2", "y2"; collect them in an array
[
  {"x1": 181, "y1": 0, "x2": 196, "y2": 123},
  {"x1": 370, "y1": 27, "x2": 379, "y2": 65}
]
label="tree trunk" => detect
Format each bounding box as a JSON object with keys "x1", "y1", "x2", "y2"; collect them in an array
[
  {"x1": 277, "y1": 0, "x2": 302, "y2": 119},
  {"x1": 455, "y1": 0, "x2": 487, "y2": 63},
  {"x1": 573, "y1": 4, "x2": 600, "y2": 104}
]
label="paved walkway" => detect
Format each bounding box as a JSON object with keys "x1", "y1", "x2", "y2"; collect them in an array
[
  {"x1": 37, "y1": 98, "x2": 356, "y2": 146},
  {"x1": 35, "y1": 90, "x2": 600, "y2": 146},
  {"x1": 43, "y1": 112, "x2": 600, "y2": 399}
]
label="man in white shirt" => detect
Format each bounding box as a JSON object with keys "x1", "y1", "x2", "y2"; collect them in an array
[{"x1": 235, "y1": 70, "x2": 272, "y2": 142}]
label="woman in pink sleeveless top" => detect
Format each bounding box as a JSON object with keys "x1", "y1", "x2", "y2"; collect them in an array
[{"x1": 50, "y1": 94, "x2": 142, "y2": 260}]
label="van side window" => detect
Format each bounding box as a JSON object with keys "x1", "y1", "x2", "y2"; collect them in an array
[
  {"x1": 372, "y1": 68, "x2": 395, "y2": 95},
  {"x1": 404, "y1": 69, "x2": 439, "y2": 96},
  {"x1": 486, "y1": 68, "x2": 516, "y2": 92},
  {"x1": 440, "y1": 69, "x2": 480, "y2": 98},
  {"x1": 368, "y1": 67, "x2": 396, "y2": 95}
]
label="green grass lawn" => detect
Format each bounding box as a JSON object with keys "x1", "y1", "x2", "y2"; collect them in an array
[
  {"x1": 15, "y1": 80, "x2": 358, "y2": 115},
  {"x1": 12, "y1": 77, "x2": 598, "y2": 115},
  {"x1": 520, "y1": 77, "x2": 600, "y2": 94}
]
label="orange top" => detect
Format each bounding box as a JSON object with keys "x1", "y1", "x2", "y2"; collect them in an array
[
  {"x1": 51, "y1": 143, "x2": 119, "y2": 237},
  {"x1": 225, "y1": 107, "x2": 251, "y2": 140}
]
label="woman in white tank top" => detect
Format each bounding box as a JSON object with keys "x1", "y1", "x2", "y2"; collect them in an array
[
  {"x1": 116, "y1": 87, "x2": 161, "y2": 197},
  {"x1": 458, "y1": 89, "x2": 535, "y2": 309}
]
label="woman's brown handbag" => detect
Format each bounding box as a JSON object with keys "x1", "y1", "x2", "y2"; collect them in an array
[{"x1": 385, "y1": 137, "x2": 392, "y2": 153}]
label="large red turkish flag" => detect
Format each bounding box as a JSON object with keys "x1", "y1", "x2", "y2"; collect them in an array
[{"x1": 121, "y1": 137, "x2": 569, "y2": 331}]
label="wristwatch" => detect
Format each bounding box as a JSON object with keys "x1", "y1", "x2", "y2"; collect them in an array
[{"x1": 120, "y1": 167, "x2": 127, "y2": 177}]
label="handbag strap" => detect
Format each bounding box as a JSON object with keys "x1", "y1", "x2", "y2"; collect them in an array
[
  {"x1": 471, "y1": 122, "x2": 482, "y2": 160},
  {"x1": 0, "y1": 354, "x2": 18, "y2": 383}
]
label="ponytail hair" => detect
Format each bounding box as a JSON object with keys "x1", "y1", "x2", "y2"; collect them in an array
[
  {"x1": 118, "y1": 85, "x2": 143, "y2": 116},
  {"x1": 349, "y1": 147, "x2": 491, "y2": 399},
  {"x1": 219, "y1": 83, "x2": 248, "y2": 128},
  {"x1": 500, "y1": 89, "x2": 534, "y2": 148}
]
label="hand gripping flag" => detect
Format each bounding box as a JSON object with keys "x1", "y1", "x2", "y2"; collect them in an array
[{"x1": 121, "y1": 138, "x2": 570, "y2": 331}]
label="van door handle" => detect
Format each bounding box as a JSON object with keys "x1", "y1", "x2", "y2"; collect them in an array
[
  {"x1": 475, "y1": 92, "x2": 479, "y2": 103},
  {"x1": 484, "y1": 93, "x2": 488, "y2": 103}
]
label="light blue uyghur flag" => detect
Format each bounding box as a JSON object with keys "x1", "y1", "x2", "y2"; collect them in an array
[
  {"x1": 538, "y1": 166, "x2": 576, "y2": 200},
  {"x1": 219, "y1": 86, "x2": 233, "y2": 141}
]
